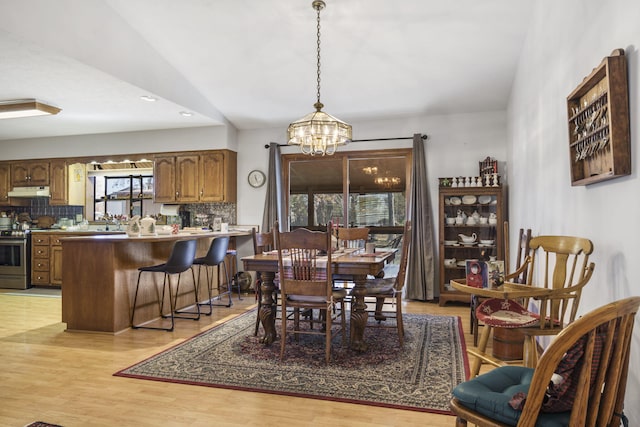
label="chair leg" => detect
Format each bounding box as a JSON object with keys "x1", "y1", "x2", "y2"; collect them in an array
[
  {"x1": 198, "y1": 263, "x2": 233, "y2": 308},
  {"x1": 471, "y1": 324, "x2": 493, "y2": 377},
  {"x1": 396, "y1": 297, "x2": 404, "y2": 347},
  {"x1": 197, "y1": 264, "x2": 213, "y2": 316},
  {"x1": 173, "y1": 270, "x2": 201, "y2": 320},
  {"x1": 132, "y1": 272, "x2": 175, "y2": 332},
  {"x1": 325, "y1": 305, "x2": 332, "y2": 363},
  {"x1": 280, "y1": 302, "x2": 288, "y2": 361}
]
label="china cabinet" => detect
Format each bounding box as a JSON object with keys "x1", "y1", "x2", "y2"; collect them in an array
[
  {"x1": 566, "y1": 49, "x2": 630, "y2": 186},
  {"x1": 438, "y1": 185, "x2": 506, "y2": 306}
]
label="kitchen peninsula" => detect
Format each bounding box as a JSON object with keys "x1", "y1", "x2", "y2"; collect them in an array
[{"x1": 61, "y1": 230, "x2": 250, "y2": 333}]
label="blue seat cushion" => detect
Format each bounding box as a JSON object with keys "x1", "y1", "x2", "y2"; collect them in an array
[{"x1": 452, "y1": 366, "x2": 570, "y2": 427}]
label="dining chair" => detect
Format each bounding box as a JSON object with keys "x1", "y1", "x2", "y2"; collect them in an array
[
  {"x1": 467, "y1": 235, "x2": 595, "y2": 377},
  {"x1": 131, "y1": 239, "x2": 198, "y2": 331},
  {"x1": 333, "y1": 226, "x2": 371, "y2": 292},
  {"x1": 190, "y1": 236, "x2": 235, "y2": 316},
  {"x1": 251, "y1": 227, "x2": 277, "y2": 336},
  {"x1": 451, "y1": 296, "x2": 640, "y2": 427},
  {"x1": 275, "y1": 222, "x2": 347, "y2": 363},
  {"x1": 352, "y1": 221, "x2": 411, "y2": 346},
  {"x1": 337, "y1": 226, "x2": 369, "y2": 249}
]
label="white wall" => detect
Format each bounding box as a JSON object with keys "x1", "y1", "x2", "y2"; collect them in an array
[
  {"x1": 235, "y1": 111, "x2": 507, "y2": 236},
  {"x1": 507, "y1": 0, "x2": 640, "y2": 422}
]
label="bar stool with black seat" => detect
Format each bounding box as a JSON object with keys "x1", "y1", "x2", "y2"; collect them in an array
[
  {"x1": 131, "y1": 239, "x2": 198, "y2": 332},
  {"x1": 193, "y1": 236, "x2": 233, "y2": 314}
]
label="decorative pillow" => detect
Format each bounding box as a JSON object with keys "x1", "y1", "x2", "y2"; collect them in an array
[
  {"x1": 476, "y1": 298, "x2": 540, "y2": 328},
  {"x1": 509, "y1": 324, "x2": 610, "y2": 413}
]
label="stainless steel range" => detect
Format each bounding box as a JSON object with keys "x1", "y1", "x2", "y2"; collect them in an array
[{"x1": 0, "y1": 230, "x2": 31, "y2": 289}]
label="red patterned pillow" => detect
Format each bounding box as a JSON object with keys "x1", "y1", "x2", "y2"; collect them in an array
[{"x1": 476, "y1": 298, "x2": 540, "y2": 328}]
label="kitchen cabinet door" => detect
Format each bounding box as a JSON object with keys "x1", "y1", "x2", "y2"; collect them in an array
[
  {"x1": 51, "y1": 245, "x2": 64, "y2": 286},
  {"x1": 199, "y1": 152, "x2": 225, "y2": 202},
  {"x1": 49, "y1": 160, "x2": 68, "y2": 205},
  {"x1": 0, "y1": 162, "x2": 10, "y2": 205},
  {"x1": 175, "y1": 155, "x2": 199, "y2": 202},
  {"x1": 153, "y1": 156, "x2": 177, "y2": 203}
]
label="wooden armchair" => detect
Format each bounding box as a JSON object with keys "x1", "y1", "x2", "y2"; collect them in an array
[
  {"x1": 451, "y1": 296, "x2": 640, "y2": 426},
  {"x1": 453, "y1": 235, "x2": 595, "y2": 377}
]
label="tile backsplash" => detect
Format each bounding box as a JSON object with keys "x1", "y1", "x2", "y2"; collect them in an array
[{"x1": 12, "y1": 198, "x2": 84, "y2": 222}]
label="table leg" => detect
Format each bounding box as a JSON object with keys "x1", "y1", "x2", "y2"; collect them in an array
[
  {"x1": 350, "y1": 274, "x2": 368, "y2": 352},
  {"x1": 258, "y1": 271, "x2": 277, "y2": 344}
]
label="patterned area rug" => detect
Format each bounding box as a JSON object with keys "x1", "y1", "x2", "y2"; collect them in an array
[{"x1": 115, "y1": 311, "x2": 469, "y2": 413}]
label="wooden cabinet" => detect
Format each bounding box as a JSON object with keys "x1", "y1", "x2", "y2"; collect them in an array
[
  {"x1": 49, "y1": 160, "x2": 68, "y2": 205},
  {"x1": 50, "y1": 235, "x2": 64, "y2": 285},
  {"x1": 31, "y1": 232, "x2": 125, "y2": 287},
  {"x1": 154, "y1": 150, "x2": 237, "y2": 203},
  {"x1": 12, "y1": 161, "x2": 49, "y2": 187},
  {"x1": 567, "y1": 49, "x2": 630, "y2": 186},
  {"x1": 31, "y1": 234, "x2": 51, "y2": 286},
  {"x1": 0, "y1": 162, "x2": 10, "y2": 205},
  {"x1": 438, "y1": 186, "x2": 506, "y2": 306}
]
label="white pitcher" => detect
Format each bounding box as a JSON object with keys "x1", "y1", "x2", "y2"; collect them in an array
[
  {"x1": 140, "y1": 215, "x2": 157, "y2": 236},
  {"x1": 127, "y1": 215, "x2": 141, "y2": 237}
]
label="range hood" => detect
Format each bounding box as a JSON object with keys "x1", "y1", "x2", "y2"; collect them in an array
[{"x1": 8, "y1": 186, "x2": 51, "y2": 198}]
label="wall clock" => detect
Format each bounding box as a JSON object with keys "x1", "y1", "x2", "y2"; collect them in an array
[{"x1": 248, "y1": 170, "x2": 266, "y2": 188}]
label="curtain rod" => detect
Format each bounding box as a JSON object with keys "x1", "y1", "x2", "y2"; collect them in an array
[{"x1": 264, "y1": 134, "x2": 427, "y2": 149}]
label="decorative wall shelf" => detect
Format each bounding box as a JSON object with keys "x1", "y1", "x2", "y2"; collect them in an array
[{"x1": 567, "y1": 49, "x2": 630, "y2": 186}]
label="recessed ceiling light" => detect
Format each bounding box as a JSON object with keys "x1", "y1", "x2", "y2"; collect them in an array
[
  {"x1": 179, "y1": 111, "x2": 194, "y2": 117},
  {"x1": 140, "y1": 95, "x2": 157, "y2": 102}
]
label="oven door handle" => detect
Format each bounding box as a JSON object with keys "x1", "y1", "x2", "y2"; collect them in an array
[{"x1": 0, "y1": 239, "x2": 25, "y2": 245}]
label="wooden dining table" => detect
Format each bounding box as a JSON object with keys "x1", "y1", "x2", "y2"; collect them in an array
[{"x1": 241, "y1": 249, "x2": 396, "y2": 352}]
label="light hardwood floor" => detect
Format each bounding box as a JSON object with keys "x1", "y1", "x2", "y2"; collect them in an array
[{"x1": 0, "y1": 288, "x2": 493, "y2": 427}]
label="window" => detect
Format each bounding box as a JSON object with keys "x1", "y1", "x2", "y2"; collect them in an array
[{"x1": 284, "y1": 149, "x2": 411, "y2": 246}]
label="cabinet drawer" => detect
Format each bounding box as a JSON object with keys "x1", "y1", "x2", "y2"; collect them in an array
[
  {"x1": 33, "y1": 245, "x2": 50, "y2": 258},
  {"x1": 52, "y1": 236, "x2": 63, "y2": 246},
  {"x1": 32, "y1": 235, "x2": 51, "y2": 245},
  {"x1": 32, "y1": 271, "x2": 50, "y2": 284},
  {"x1": 33, "y1": 258, "x2": 50, "y2": 271}
]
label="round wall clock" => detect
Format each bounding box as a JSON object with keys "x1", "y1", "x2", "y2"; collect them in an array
[{"x1": 248, "y1": 170, "x2": 266, "y2": 188}]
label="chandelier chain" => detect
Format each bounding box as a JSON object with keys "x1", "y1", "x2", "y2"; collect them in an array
[{"x1": 316, "y1": 4, "x2": 322, "y2": 105}]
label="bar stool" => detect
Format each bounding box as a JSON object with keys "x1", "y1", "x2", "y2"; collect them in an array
[
  {"x1": 131, "y1": 239, "x2": 198, "y2": 332},
  {"x1": 194, "y1": 236, "x2": 233, "y2": 314}
]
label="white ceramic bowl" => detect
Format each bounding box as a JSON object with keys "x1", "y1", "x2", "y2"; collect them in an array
[
  {"x1": 446, "y1": 217, "x2": 456, "y2": 225},
  {"x1": 480, "y1": 239, "x2": 494, "y2": 245},
  {"x1": 488, "y1": 218, "x2": 498, "y2": 225},
  {"x1": 444, "y1": 240, "x2": 457, "y2": 245},
  {"x1": 444, "y1": 258, "x2": 457, "y2": 267}
]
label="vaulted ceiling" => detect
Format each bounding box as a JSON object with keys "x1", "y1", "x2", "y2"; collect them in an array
[{"x1": 0, "y1": 0, "x2": 533, "y2": 142}]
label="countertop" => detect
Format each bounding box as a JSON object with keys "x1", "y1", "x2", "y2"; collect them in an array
[{"x1": 57, "y1": 230, "x2": 251, "y2": 243}]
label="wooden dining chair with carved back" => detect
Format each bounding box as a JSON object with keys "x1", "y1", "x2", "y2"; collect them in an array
[
  {"x1": 467, "y1": 235, "x2": 595, "y2": 377},
  {"x1": 275, "y1": 222, "x2": 347, "y2": 363},
  {"x1": 332, "y1": 227, "x2": 370, "y2": 293},
  {"x1": 351, "y1": 221, "x2": 411, "y2": 346},
  {"x1": 251, "y1": 227, "x2": 276, "y2": 336},
  {"x1": 451, "y1": 296, "x2": 640, "y2": 427}
]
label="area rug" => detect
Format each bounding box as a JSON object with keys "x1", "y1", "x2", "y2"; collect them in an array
[{"x1": 115, "y1": 310, "x2": 469, "y2": 413}]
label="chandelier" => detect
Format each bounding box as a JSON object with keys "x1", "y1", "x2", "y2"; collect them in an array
[
  {"x1": 375, "y1": 176, "x2": 401, "y2": 189},
  {"x1": 287, "y1": 0, "x2": 352, "y2": 156}
]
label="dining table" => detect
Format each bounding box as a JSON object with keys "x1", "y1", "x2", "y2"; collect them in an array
[{"x1": 241, "y1": 248, "x2": 396, "y2": 352}]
